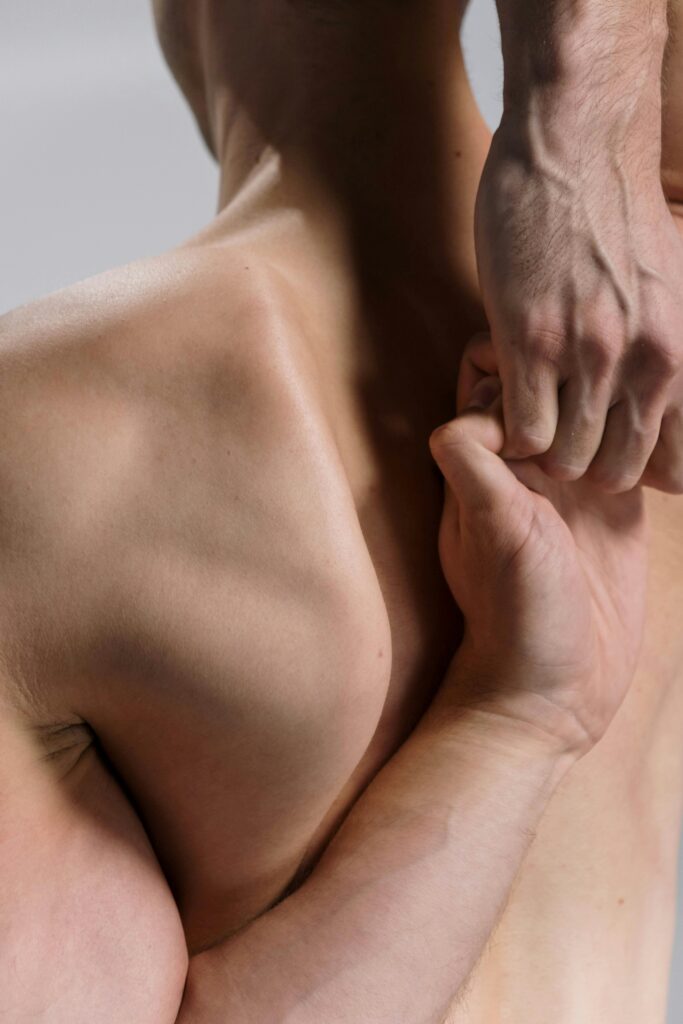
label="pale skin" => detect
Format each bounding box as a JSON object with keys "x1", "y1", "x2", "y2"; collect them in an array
[{"x1": 1, "y1": 1, "x2": 683, "y2": 1022}]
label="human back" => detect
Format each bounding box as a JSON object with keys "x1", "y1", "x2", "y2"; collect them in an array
[
  {"x1": 2, "y1": 1, "x2": 683, "y2": 1020},
  {"x1": 3, "y1": 161, "x2": 683, "y2": 1024},
  {"x1": 0, "y1": 237, "x2": 404, "y2": 962}
]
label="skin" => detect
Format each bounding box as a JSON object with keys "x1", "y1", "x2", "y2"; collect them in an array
[
  {"x1": 177, "y1": 389, "x2": 647, "y2": 1024},
  {"x1": 477, "y1": 0, "x2": 683, "y2": 493},
  {"x1": 1, "y1": 1, "x2": 683, "y2": 1020}
]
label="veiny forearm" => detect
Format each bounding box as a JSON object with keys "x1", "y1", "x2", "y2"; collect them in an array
[
  {"x1": 496, "y1": 0, "x2": 669, "y2": 171},
  {"x1": 177, "y1": 677, "x2": 577, "y2": 1024}
]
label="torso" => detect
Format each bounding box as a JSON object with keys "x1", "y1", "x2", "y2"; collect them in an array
[{"x1": 2, "y1": 18, "x2": 683, "y2": 1023}]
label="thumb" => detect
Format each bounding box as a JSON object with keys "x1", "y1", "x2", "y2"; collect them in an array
[{"x1": 430, "y1": 386, "x2": 519, "y2": 512}]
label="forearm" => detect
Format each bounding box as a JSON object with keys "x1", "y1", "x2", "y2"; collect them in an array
[
  {"x1": 177, "y1": 673, "x2": 577, "y2": 1024},
  {"x1": 496, "y1": 0, "x2": 669, "y2": 171}
]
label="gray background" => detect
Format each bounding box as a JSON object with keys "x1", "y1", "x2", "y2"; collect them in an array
[{"x1": 0, "y1": 1, "x2": 680, "y2": 1017}]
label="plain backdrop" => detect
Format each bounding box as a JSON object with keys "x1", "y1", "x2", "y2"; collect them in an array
[{"x1": 0, "y1": 1, "x2": 681, "y2": 1017}]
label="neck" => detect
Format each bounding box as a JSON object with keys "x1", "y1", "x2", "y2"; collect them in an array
[{"x1": 199, "y1": 0, "x2": 489, "y2": 287}]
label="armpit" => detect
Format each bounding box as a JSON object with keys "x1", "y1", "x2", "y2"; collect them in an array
[{"x1": 32, "y1": 717, "x2": 96, "y2": 772}]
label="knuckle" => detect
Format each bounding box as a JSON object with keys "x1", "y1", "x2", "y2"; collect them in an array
[
  {"x1": 650, "y1": 341, "x2": 679, "y2": 383},
  {"x1": 519, "y1": 326, "x2": 565, "y2": 365},
  {"x1": 633, "y1": 334, "x2": 680, "y2": 384},
  {"x1": 539, "y1": 453, "x2": 587, "y2": 482},
  {"x1": 512, "y1": 308, "x2": 571, "y2": 364},
  {"x1": 580, "y1": 333, "x2": 620, "y2": 379},
  {"x1": 507, "y1": 423, "x2": 553, "y2": 456}
]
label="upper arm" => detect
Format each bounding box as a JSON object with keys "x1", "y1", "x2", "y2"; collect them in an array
[
  {"x1": 0, "y1": 683, "x2": 188, "y2": 1023},
  {"x1": 0, "y1": 306, "x2": 190, "y2": 1023}
]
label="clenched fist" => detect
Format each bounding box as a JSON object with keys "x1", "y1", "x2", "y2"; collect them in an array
[{"x1": 475, "y1": 118, "x2": 683, "y2": 495}]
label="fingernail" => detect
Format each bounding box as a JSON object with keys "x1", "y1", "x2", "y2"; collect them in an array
[{"x1": 466, "y1": 377, "x2": 501, "y2": 411}]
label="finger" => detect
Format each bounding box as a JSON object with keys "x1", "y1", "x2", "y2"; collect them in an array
[
  {"x1": 466, "y1": 375, "x2": 503, "y2": 412},
  {"x1": 587, "y1": 398, "x2": 661, "y2": 493},
  {"x1": 499, "y1": 353, "x2": 560, "y2": 459},
  {"x1": 539, "y1": 375, "x2": 612, "y2": 481},
  {"x1": 642, "y1": 406, "x2": 683, "y2": 494},
  {"x1": 457, "y1": 332, "x2": 499, "y2": 415},
  {"x1": 430, "y1": 394, "x2": 520, "y2": 515},
  {"x1": 434, "y1": 375, "x2": 500, "y2": 539}
]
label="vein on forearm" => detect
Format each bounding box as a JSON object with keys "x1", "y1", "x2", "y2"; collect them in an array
[{"x1": 496, "y1": 0, "x2": 669, "y2": 120}]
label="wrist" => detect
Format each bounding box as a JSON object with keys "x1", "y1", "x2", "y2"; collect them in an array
[
  {"x1": 498, "y1": 3, "x2": 667, "y2": 166},
  {"x1": 492, "y1": 99, "x2": 664, "y2": 189},
  {"x1": 423, "y1": 693, "x2": 579, "y2": 800},
  {"x1": 431, "y1": 646, "x2": 594, "y2": 765}
]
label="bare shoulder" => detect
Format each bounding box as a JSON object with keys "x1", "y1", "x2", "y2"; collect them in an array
[
  {"x1": 0, "y1": 230, "x2": 384, "y2": 1008},
  {"x1": 0, "y1": 254, "x2": 246, "y2": 1024},
  {"x1": 0, "y1": 245, "x2": 388, "y2": 727}
]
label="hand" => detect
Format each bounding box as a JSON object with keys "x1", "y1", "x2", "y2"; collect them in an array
[
  {"x1": 474, "y1": 118, "x2": 683, "y2": 495},
  {"x1": 429, "y1": 343, "x2": 648, "y2": 756}
]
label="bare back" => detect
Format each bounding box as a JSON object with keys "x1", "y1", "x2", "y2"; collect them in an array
[{"x1": 2, "y1": 15, "x2": 683, "y2": 1023}]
